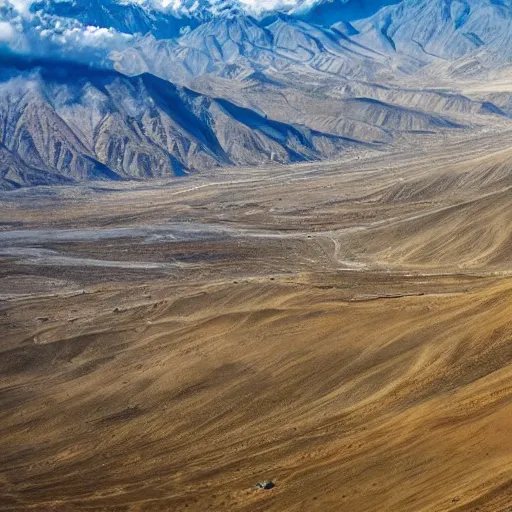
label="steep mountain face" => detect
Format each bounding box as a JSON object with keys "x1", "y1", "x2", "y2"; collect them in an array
[
  {"x1": 0, "y1": 57, "x2": 355, "y2": 190},
  {"x1": 0, "y1": 144, "x2": 74, "y2": 190},
  {"x1": 352, "y1": 0, "x2": 512, "y2": 63},
  {"x1": 111, "y1": 14, "x2": 394, "y2": 83}
]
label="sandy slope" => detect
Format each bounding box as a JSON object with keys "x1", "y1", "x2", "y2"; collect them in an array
[
  {"x1": 1, "y1": 130, "x2": 512, "y2": 511},
  {"x1": 1, "y1": 276, "x2": 512, "y2": 511}
]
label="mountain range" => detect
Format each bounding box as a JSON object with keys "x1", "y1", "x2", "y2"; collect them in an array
[{"x1": 2, "y1": 0, "x2": 512, "y2": 189}]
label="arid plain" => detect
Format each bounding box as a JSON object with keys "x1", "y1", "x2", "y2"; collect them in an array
[{"x1": 1, "y1": 127, "x2": 512, "y2": 512}]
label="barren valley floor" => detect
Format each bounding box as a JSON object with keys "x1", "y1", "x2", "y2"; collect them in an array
[{"x1": 1, "y1": 130, "x2": 512, "y2": 511}]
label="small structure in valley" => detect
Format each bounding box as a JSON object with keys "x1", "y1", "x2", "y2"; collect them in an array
[{"x1": 256, "y1": 481, "x2": 275, "y2": 490}]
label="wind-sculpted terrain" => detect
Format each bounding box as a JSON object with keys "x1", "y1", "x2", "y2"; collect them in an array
[{"x1": 1, "y1": 127, "x2": 512, "y2": 511}]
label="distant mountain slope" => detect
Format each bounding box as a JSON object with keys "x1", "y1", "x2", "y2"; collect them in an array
[
  {"x1": 106, "y1": 0, "x2": 512, "y2": 82},
  {"x1": 7, "y1": 0, "x2": 512, "y2": 79},
  {"x1": 111, "y1": 14, "x2": 396, "y2": 83},
  {"x1": 352, "y1": 0, "x2": 512, "y2": 64},
  {"x1": 3, "y1": 0, "x2": 512, "y2": 187},
  {"x1": 0, "y1": 56, "x2": 356, "y2": 189},
  {"x1": 0, "y1": 144, "x2": 74, "y2": 191}
]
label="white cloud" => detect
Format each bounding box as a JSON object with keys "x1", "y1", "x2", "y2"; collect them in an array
[
  {"x1": 59, "y1": 24, "x2": 134, "y2": 48},
  {"x1": 0, "y1": 2, "x2": 135, "y2": 63},
  {"x1": 237, "y1": 0, "x2": 321, "y2": 14},
  {"x1": 9, "y1": 0, "x2": 33, "y2": 14},
  {"x1": 122, "y1": 0, "x2": 326, "y2": 16},
  {"x1": 2, "y1": 0, "x2": 328, "y2": 21},
  {"x1": 0, "y1": 21, "x2": 16, "y2": 42}
]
